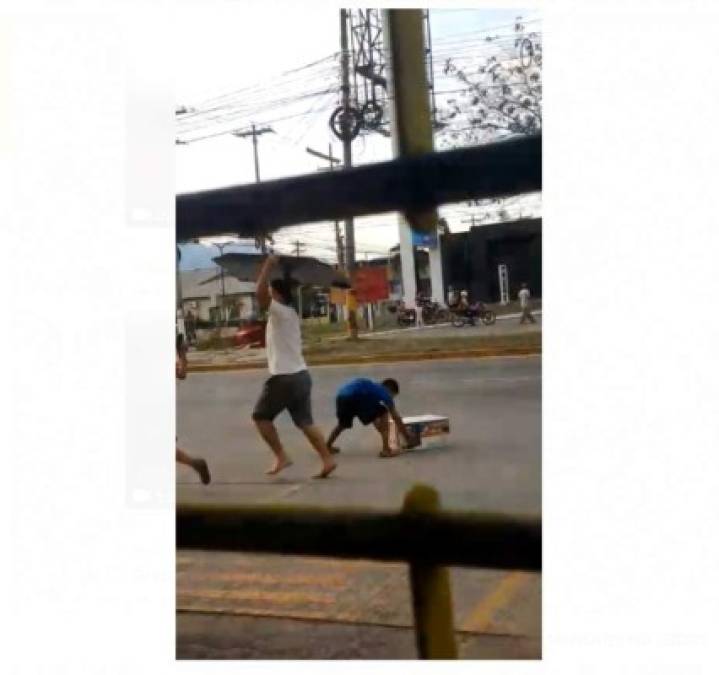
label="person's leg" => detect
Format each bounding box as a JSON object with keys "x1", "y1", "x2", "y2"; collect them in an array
[
  {"x1": 326, "y1": 424, "x2": 345, "y2": 454},
  {"x1": 253, "y1": 419, "x2": 293, "y2": 474},
  {"x1": 290, "y1": 371, "x2": 336, "y2": 478},
  {"x1": 373, "y1": 411, "x2": 396, "y2": 457},
  {"x1": 300, "y1": 424, "x2": 337, "y2": 478},
  {"x1": 252, "y1": 377, "x2": 293, "y2": 475},
  {"x1": 176, "y1": 447, "x2": 211, "y2": 484},
  {"x1": 327, "y1": 396, "x2": 353, "y2": 454}
]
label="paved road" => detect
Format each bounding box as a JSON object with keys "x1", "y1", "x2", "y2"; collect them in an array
[
  {"x1": 178, "y1": 356, "x2": 540, "y2": 514},
  {"x1": 177, "y1": 355, "x2": 541, "y2": 659}
]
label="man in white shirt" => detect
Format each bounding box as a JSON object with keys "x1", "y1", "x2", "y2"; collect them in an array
[
  {"x1": 251, "y1": 255, "x2": 337, "y2": 479},
  {"x1": 518, "y1": 282, "x2": 536, "y2": 324}
]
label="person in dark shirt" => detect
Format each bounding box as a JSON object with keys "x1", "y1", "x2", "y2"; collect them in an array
[{"x1": 326, "y1": 377, "x2": 419, "y2": 457}]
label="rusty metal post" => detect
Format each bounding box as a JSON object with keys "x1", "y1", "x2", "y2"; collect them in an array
[{"x1": 402, "y1": 484, "x2": 458, "y2": 659}]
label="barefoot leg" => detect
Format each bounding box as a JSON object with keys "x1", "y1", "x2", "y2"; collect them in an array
[
  {"x1": 301, "y1": 424, "x2": 337, "y2": 478},
  {"x1": 254, "y1": 419, "x2": 293, "y2": 475}
]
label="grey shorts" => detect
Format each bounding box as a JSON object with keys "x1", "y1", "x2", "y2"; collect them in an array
[{"x1": 252, "y1": 369, "x2": 313, "y2": 428}]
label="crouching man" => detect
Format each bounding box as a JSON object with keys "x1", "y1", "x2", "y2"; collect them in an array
[{"x1": 326, "y1": 377, "x2": 420, "y2": 457}]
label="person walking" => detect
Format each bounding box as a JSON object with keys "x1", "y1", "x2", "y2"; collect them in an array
[
  {"x1": 518, "y1": 282, "x2": 536, "y2": 324},
  {"x1": 251, "y1": 255, "x2": 337, "y2": 479},
  {"x1": 325, "y1": 377, "x2": 420, "y2": 457},
  {"x1": 175, "y1": 334, "x2": 211, "y2": 484}
]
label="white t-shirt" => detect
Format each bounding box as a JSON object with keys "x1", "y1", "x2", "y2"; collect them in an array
[
  {"x1": 266, "y1": 299, "x2": 306, "y2": 375},
  {"x1": 518, "y1": 288, "x2": 530, "y2": 308}
]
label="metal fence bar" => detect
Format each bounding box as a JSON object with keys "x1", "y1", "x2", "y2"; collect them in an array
[
  {"x1": 176, "y1": 502, "x2": 541, "y2": 571},
  {"x1": 402, "y1": 484, "x2": 458, "y2": 659},
  {"x1": 176, "y1": 134, "x2": 541, "y2": 241}
]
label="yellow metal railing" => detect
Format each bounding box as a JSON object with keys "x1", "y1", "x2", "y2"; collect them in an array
[{"x1": 177, "y1": 484, "x2": 541, "y2": 659}]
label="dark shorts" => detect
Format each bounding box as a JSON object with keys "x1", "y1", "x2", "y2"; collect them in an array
[
  {"x1": 252, "y1": 370, "x2": 313, "y2": 428},
  {"x1": 336, "y1": 394, "x2": 387, "y2": 429}
]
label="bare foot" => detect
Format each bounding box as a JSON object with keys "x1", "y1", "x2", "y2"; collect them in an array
[
  {"x1": 313, "y1": 461, "x2": 337, "y2": 479},
  {"x1": 266, "y1": 457, "x2": 293, "y2": 475},
  {"x1": 378, "y1": 449, "x2": 399, "y2": 458}
]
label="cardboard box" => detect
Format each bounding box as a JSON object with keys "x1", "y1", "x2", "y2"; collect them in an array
[{"x1": 390, "y1": 414, "x2": 450, "y2": 451}]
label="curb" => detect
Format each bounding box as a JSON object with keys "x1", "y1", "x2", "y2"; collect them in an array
[{"x1": 187, "y1": 346, "x2": 541, "y2": 373}]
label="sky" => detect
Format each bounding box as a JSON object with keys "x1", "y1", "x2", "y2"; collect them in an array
[{"x1": 175, "y1": 5, "x2": 541, "y2": 266}]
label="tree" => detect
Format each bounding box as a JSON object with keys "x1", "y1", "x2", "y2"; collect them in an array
[
  {"x1": 435, "y1": 17, "x2": 542, "y2": 221},
  {"x1": 436, "y1": 17, "x2": 542, "y2": 150}
]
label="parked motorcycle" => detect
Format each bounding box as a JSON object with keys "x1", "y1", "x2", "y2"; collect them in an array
[
  {"x1": 417, "y1": 296, "x2": 451, "y2": 325},
  {"x1": 397, "y1": 306, "x2": 417, "y2": 327},
  {"x1": 388, "y1": 302, "x2": 416, "y2": 327},
  {"x1": 450, "y1": 301, "x2": 497, "y2": 327}
]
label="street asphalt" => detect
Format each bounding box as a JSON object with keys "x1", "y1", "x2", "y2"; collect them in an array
[
  {"x1": 176, "y1": 355, "x2": 541, "y2": 659},
  {"x1": 177, "y1": 355, "x2": 541, "y2": 515}
]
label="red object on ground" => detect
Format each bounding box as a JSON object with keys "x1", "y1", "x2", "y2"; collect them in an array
[
  {"x1": 234, "y1": 321, "x2": 266, "y2": 348},
  {"x1": 352, "y1": 267, "x2": 389, "y2": 303}
]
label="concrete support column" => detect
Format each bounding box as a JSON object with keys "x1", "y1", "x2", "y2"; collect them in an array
[
  {"x1": 428, "y1": 240, "x2": 445, "y2": 304},
  {"x1": 383, "y1": 9, "x2": 440, "y2": 310},
  {"x1": 398, "y1": 215, "x2": 417, "y2": 306}
]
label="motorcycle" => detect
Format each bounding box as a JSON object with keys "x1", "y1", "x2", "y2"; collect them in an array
[
  {"x1": 397, "y1": 306, "x2": 417, "y2": 327},
  {"x1": 417, "y1": 296, "x2": 451, "y2": 325},
  {"x1": 450, "y1": 301, "x2": 497, "y2": 327},
  {"x1": 388, "y1": 302, "x2": 417, "y2": 327}
]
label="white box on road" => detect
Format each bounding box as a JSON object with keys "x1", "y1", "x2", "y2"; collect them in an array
[{"x1": 389, "y1": 414, "x2": 450, "y2": 451}]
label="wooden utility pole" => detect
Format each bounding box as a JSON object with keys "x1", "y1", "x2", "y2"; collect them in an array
[
  {"x1": 234, "y1": 124, "x2": 274, "y2": 252},
  {"x1": 306, "y1": 144, "x2": 344, "y2": 268},
  {"x1": 291, "y1": 240, "x2": 306, "y2": 257}
]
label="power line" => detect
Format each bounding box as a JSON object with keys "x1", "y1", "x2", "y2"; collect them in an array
[
  {"x1": 179, "y1": 53, "x2": 340, "y2": 110},
  {"x1": 428, "y1": 17, "x2": 541, "y2": 44}
]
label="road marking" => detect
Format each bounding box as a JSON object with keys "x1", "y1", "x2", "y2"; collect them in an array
[
  {"x1": 177, "y1": 605, "x2": 408, "y2": 628},
  {"x1": 178, "y1": 571, "x2": 348, "y2": 588},
  {"x1": 178, "y1": 588, "x2": 336, "y2": 606},
  {"x1": 461, "y1": 572, "x2": 532, "y2": 634}
]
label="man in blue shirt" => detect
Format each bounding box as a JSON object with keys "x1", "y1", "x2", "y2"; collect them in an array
[{"x1": 326, "y1": 377, "x2": 419, "y2": 457}]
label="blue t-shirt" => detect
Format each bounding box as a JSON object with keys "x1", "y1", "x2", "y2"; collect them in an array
[{"x1": 337, "y1": 377, "x2": 393, "y2": 408}]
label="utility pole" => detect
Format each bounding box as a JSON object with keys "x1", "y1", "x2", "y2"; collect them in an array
[
  {"x1": 213, "y1": 241, "x2": 237, "y2": 325},
  {"x1": 305, "y1": 144, "x2": 344, "y2": 268},
  {"x1": 340, "y1": 8, "x2": 359, "y2": 338},
  {"x1": 329, "y1": 144, "x2": 345, "y2": 270},
  {"x1": 233, "y1": 124, "x2": 274, "y2": 181},
  {"x1": 234, "y1": 124, "x2": 274, "y2": 253},
  {"x1": 423, "y1": 10, "x2": 438, "y2": 128},
  {"x1": 291, "y1": 240, "x2": 306, "y2": 257}
]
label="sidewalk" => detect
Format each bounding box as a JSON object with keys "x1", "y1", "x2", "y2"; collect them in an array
[
  {"x1": 351, "y1": 310, "x2": 543, "y2": 340},
  {"x1": 186, "y1": 312, "x2": 541, "y2": 371},
  {"x1": 177, "y1": 611, "x2": 540, "y2": 660}
]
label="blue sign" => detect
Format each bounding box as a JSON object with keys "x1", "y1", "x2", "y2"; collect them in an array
[{"x1": 411, "y1": 229, "x2": 438, "y2": 248}]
